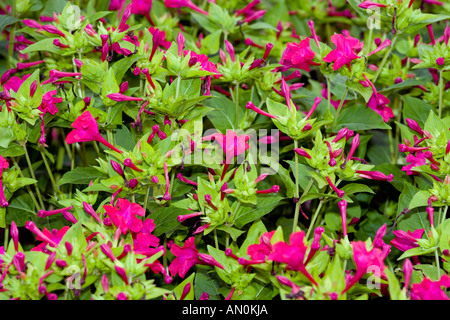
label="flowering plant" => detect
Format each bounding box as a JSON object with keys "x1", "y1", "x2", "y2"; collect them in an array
[{"x1": 0, "y1": 0, "x2": 449, "y2": 302}]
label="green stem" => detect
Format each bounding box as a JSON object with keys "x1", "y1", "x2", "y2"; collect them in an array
[
  {"x1": 435, "y1": 250, "x2": 441, "y2": 279},
  {"x1": 92, "y1": 141, "x2": 100, "y2": 157},
  {"x1": 293, "y1": 178, "x2": 314, "y2": 233},
  {"x1": 175, "y1": 73, "x2": 181, "y2": 100},
  {"x1": 373, "y1": 33, "x2": 398, "y2": 84},
  {"x1": 441, "y1": 205, "x2": 448, "y2": 225},
  {"x1": 326, "y1": 76, "x2": 331, "y2": 112},
  {"x1": 439, "y1": 69, "x2": 444, "y2": 118},
  {"x1": 331, "y1": 87, "x2": 349, "y2": 128},
  {"x1": 214, "y1": 229, "x2": 219, "y2": 249},
  {"x1": 22, "y1": 144, "x2": 45, "y2": 209},
  {"x1": 40, "y1": 149, "x2": 61, "y2": 197},
  {"x1": 12, "y1": 157, "x2": 41, "y2": 211},
  {"x1": 305, "y1": 179, "x2": 342, "y2": 239},
  {"x1": 305, "y1": 200, "x2": 325, "y2": 240}
]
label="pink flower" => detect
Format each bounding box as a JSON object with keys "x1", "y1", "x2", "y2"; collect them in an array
[
  {"x1": 279, "y1": 38, "x2": 320, "y2": 72},
  {"x1": 342, "y1": 241, "x2": 386, "y2": 293},
  {"x1": 267, "y1": 231, "x2": 318, "y2": 286},
  {"x1": 168, "y1": 237, "x2": 224, "y2": 278},
  {"x1": 164, "y1": 0, "x2": 208, "y2": 15},
  {"x1": 410, "y1": 275, "x2": 450, "y2": 300},
  {"x1": 26, "y1": 222, "x2": 70, "y2": 254},
  {"x1": 183, "y1": 50, "x2": 220, "y2": 77},
  {"x1": 103, "y1": 198, "x2": 145, "y2": 234},
  {"x1": 247, "y1": 231, "x2": 275, "y2": 261},
  {"x1": 362, "y1": 74, "x2": 394, "y2": 122},
  {"x1": 65, "y1": 111, "x2": 123, "y2": 153},
  {"x1": 201, "y1": 131, "x2": 250, "y2": 164},
  {"x1": 323, "y1": 34, "x2": 363, "y2": 71},
  {"x1": 390, "y1": 229, "x2": 424, "y2": 252},
  {"x1": 358, "y1": 1, "x2": 387, "y2": 9},
  {"x1": 401, "y1": 151, "x2": 427, "y2": 175},
  {"x1": 133, "y1": 219, "x2": 161, "y2": 256}
]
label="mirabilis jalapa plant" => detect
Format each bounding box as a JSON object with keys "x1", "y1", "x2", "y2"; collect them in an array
[{"x1": 0, "y1": 0, "x2": 449, "y2": 301}]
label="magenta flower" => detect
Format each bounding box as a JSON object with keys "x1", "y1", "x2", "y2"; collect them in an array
[
  {"x1": 401, "y1": 151, "x2": 426, "y2": 175},
  {"x1": 103, "y1": 198, "x2": 145, "y2": 234},
  {"x1": 363, "y1": 75, "x2": 394, "y2": 122},
  {"x1": 131, "y1": 0, "x2": 153, "y2": 24},
  {"x1": 267, "y1": 231, "x2": 318, "y2": 286},
  {"x1": 342, "y1": 241, "x2": 386, "y2": 294},
  {"x1": 65, "y1": 110, "x2": 123, "y2": 153},
  {"x1": 390, "y1": 229, "x2": 424, "y2": 252},
  {"x1": 247, "y1": 231, "x2": 275, "y2": 261},
  {"x1": 26, "y1": 222, "x2": 70, "y2": 253},
  {"x1": 323, "y1": 34, "x2": 363, "y2": 71},
  {"x1": 279, "y1": 38, "x2": 320, "y2": 72},
  {"x1": 358, "y1": 1, "x2": 387, "y2": 9},
  {"x1": 133, "y1": 219, "x2": 161, "y2": 256},
  {"x1": 183, "y1": 50, "x2": 220, "y2": 78},
  {"x1": 164, "y1": 0, "x2": 208, "y2": 15},
  {"x1": 168, "y1": 237, "x2": 224, "y2": 278},
  {"x1": 201, "y1": 131, "x2": 250, "y2": 164},
  {"x1": 38, "y1": 90, "x2": 63, "y2": 146},
  {"x1": 107, "y1": 93, "x2": 144, "y2": 102},
  {"x1": 410, "y1": 275, "x2": 450, "y2": 300}
]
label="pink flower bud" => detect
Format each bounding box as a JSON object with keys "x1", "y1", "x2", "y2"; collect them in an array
[
  {"x1": 10, "y1": 221, "x2": 19, "y2": 252},
  {"x1": 437, "y1": 57, "x2": 445, "y2": 66},
  {"x1": 65, "y1": 241, "x2": 73, "y2": 256},
  {"x1": 55, "y1": 259, "x2": 68, "y2": 268}
]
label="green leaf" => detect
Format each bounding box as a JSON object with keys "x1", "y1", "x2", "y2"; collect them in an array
[
  {"x1": 402, "y1": 95, "x2": 433, "y2": 127},
  {"x1": 111, "y1": 55, "x2": 143, "y2": 84},
  {"x1": 379, "y1": 80, "x2": 426, "y2": 94},
  {"x1": 233, "y1": 195, "x2": 283, "y2": 228},
  {"x1": 194, "y1": 271, "x2": 221, "y2": 300},
  {"x1": 341, "y1": 183, "x2": 375, "y2": 195},
  {"x1": 57, "y1": 222, "x2": 87, "y2": 255},
  {"x1": 408, "y1": 190, "x2": 431, "y2": 210},
  {"x1": 384, "y1": 268, "x2": 405, "y2": 300},
  {"x1": 57, "y1": 167, "x2": 107, "y2": 186},
  {"x1": 398, "y1": 246, "x2": 436, "y2": 260},
  {"x1": 0, "y1": 15, "x2": 19, "y2": 33},
  {"x1": 205, "y1": 93, "x2": 237, "y2": 132},
  {"x1": 277, "y1": 165, "x2": 296, "y2": 198},
  {"x1": 173, "y1": 272, "x2": 195, "y2": 300},
  {"x1": 21, "y1": 38, "x2": 62, "y2": 54},
  {"x1": 333, "y1": 104, "x2": 391, "y2": 131},
  {"x1": 6, "y1": 193, "x2": 35, "y2": 227},
  {"x1": 151, "y1": 207, "x2": 189, "y2": 237}
]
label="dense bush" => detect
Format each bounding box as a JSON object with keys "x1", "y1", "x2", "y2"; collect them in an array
[{"x1": 0, "y1": 0, "x2": 449, "y2": 300}]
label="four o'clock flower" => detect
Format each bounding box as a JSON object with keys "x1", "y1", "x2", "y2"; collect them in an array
[
  {"x1": 323, "y1": 33, "x2": 363, "y2": 71},
  {"x1": 362, "y1": 74, "x2": 394, "y2": 122},
  {"x1": 168, "y1": 237, "x2": 224, "y2": 278},
  {"x1": 410, "y1": 275, "x2": 450, "y2": 300},
  {"x1": 267, "y1": 231, "x2": 318, "y2": 286},
  {"x1": 66, "y1": 110, "x2": 123, "y2": 153},
  {"x1": 342, "y1": 241, "x2": 386, "y2": 294},
  {"x1": 103, "y1": 198, "x2": 145, "y2": 234},
  {"x1": 390, "y1": 229, "x2": 425, "y2": 252},
  {"x1": 164, "y1": 0, "x2": 209, "y2": 15},
  {"x1": 279, "y1": 38, "x2": 320, "y2": 72}
]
